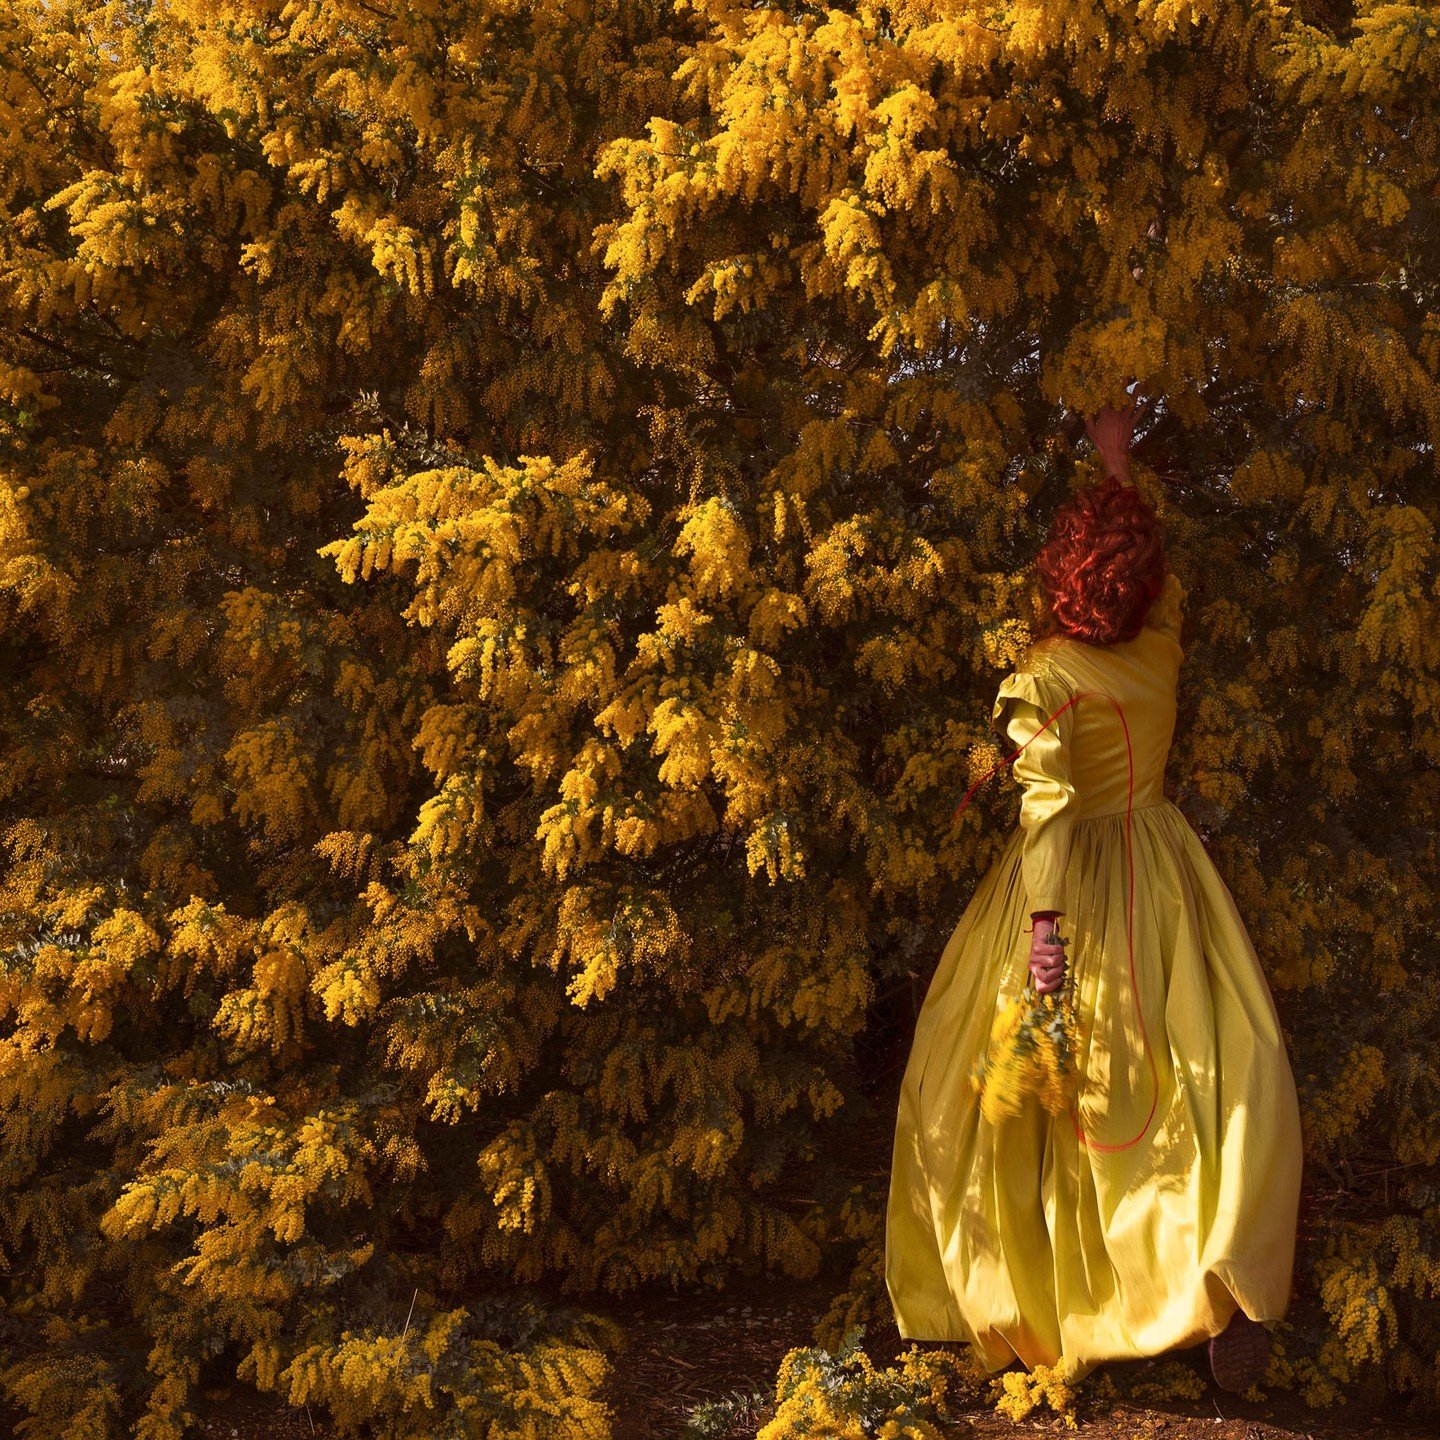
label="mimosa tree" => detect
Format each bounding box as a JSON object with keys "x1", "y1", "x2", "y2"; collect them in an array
[{"x1": 1, "y1": 0, "x2": 1436, "y2": 1435}]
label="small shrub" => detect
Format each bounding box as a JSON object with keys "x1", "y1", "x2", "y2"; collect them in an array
[{"x1": 756, "y1": 1327, "x2": 974, "y2": 1440}]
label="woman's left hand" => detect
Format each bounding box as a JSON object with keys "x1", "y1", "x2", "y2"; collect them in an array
[{"x1": 1028, "y1": 920, "x2": 1068, "y2": 994}]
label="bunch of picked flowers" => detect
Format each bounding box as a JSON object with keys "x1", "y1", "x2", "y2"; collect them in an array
[{"x1": 970, "y1": 920, "x2": 1081, "y2": 1124}]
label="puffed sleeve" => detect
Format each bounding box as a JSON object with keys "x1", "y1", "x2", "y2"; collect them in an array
[
  {"x1": 1144, "y1": 571, "x2": 1186, "y2": 648},
  {"x1": 990, "y1": 663, "x2": 1078, "y2": 916}
]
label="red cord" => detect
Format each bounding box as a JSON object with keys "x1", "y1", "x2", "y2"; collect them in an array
[{"x1": 952, "y1": 688, "x2": 1158, "y2": 1154}]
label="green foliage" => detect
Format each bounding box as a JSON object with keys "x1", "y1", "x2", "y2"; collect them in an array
[{"x1": 678, "y1": 1387, "x2": 770, "y2": 1439}]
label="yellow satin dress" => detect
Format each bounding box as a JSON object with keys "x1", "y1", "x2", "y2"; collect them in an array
[{"x1": 885, "y1": 572, "x2": 1303, "y2": 1383}]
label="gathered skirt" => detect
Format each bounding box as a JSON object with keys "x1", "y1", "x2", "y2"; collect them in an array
[{"x1": 884, "y1": 799, "x2": 1304, "y2": 1383}]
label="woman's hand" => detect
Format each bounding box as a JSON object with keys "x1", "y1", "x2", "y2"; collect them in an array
[
  {"x1": 1083, "y1": 392, "x2": 1152, "y2": 483},
  {"x1": 1028, "y1": 916, "x2": 1068, "y2": 994}
]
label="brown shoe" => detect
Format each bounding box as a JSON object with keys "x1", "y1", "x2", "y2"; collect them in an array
[{"x1": 1208, "y1": 1309, "x2": 1269, "y2": 1392}]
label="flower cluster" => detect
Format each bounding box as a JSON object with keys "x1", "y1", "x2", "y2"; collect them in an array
[
  {"x1": 970, "y1": 923, "x2": 1080, "y2": 1125},
  {"x1": 758, "y1": 1331, "x2": 975, "y2": 1440},
  {"x1": 989, "y1": 1360, "x2": 1080, "y2": 1428}
]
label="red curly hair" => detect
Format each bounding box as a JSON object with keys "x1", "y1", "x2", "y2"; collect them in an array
[{"x1": 1033, "y1": 473, "x2": 1167, "y2": 646}]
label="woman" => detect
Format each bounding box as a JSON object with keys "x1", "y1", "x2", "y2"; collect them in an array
[{"x1": 884, "y1": 401, "x2": 1304, "y2": 1392}]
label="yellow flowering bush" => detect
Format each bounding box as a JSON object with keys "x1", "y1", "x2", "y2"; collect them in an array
[
  {"x1": 990, "y1": 1361, "x2": 1081, "y2": 1429},
  {"x1": 810, "y1": 1185, "x2": 893, "y2": 1356},
  {"x1": 1110, "y1": 1358, "x2": 1209, "y2": 1405},
  {"x1": 757, "y1": 1333, "x2": 974, "y2": 1440},
  {"x1": 1257, "y1": 1320, "x2": 1349, "y2": 1411},
  {"x1": 1, "y1": 0, "x2": 1439, "y2": 1435}
]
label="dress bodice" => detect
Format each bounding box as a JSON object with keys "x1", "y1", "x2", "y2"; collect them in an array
[
  {"x1": 992, "y1": 573, "x2": 1184, "y2": 820},
  {"x1": 1029, "y1": 626, "x2": 1180, "y2": 818},
  {"x1": 986, "y1": 572, "x2": 1186, "y2": 916}
]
